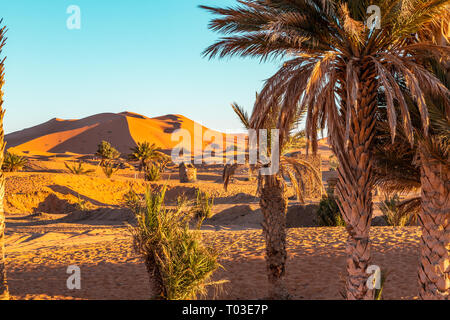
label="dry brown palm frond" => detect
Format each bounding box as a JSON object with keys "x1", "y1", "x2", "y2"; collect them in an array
[
  {"x1": 397, "y1": 197, "x2": 421, "y2": 225},
  {"x1": 338, "y1": 3, "x2": 365, "y2": 44},
  {"x1": 280, "y1": 155, "x2": 325, "y2": 202}
]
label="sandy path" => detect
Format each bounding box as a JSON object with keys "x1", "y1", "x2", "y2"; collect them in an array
[{"x1": 5, "y1": 225, "x2": 421, "y2": 300}]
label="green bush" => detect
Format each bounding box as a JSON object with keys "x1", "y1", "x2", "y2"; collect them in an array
[
  {"x1": 316, "y1": 194, "x2": 345, "y2": 227},
  {"x1": 96, "y1": 141, "x2": 120, "y2": 165},
  {"x1": 378, "y1": 194, "x2": 409, "y2": 227},
  {"x1": 128, "y1": 187, "x2": 224, "y2": 300},
  {"x1": 144, "y1": 163, "x2": 161, "y2": 181},
  {"x1": 2, "y1": 152, "x2": 28, "y2": 172},
  {"x1": 195, "y1": 190, "x2": 214, "y2": 229}
]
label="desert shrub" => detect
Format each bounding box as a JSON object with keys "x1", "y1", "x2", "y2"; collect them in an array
[
  {"x1": 2, "y1": 152, "x2": 28, "y2": 172},
  {"x1": 124, "y1": 188, "x2": 142, "y2": 212},
  {"x1": 195, "y1": 190, "x2": 214, "y2": 229},
  {"x1": 128, "y1": 187, "x2": 224, "y2": 300},
  {"x1": 378, "y1": 194, "x2": 409, "y2": 227},
  {"x1": 144, "y1": 163, "x2": 161, "y2": 181},
  {"x1": 74, "y1": 194, "x2": 91, "y2": 211},
  {"x1": 101, "y1": 161, "x2": 120, "y2": 178},
  {"x1": 96, "y1": 141, "x2": 120, "y2": 165},
  {"x1": 316, "y1": 194, "x2": 345, "y2": 227},
  {"x1": 176, "y1": 193, "x2": 189, "y2": 211},
  {"x1": 65, "y1": 161, "x2": 95, "y2": 175}
]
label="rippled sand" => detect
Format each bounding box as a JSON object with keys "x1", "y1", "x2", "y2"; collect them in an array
[{"x1": 5, "y1": 224, "x2": 421, "y2": 300}]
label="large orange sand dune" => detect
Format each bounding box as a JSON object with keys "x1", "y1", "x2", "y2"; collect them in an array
[{"x1": 6, "y1": 112, "x2": 240, "y2": 155}]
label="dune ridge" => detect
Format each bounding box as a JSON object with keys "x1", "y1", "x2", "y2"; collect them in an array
[{"x1": 6, "y1": 112, "x2": 239, "y2": 155}]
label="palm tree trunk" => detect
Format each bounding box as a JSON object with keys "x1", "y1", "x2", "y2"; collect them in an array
[
  {"x1": 0, "y1": 30, "x2": 8, "y2": 299},
  {"x1": 259, "y1": 175, "x2": 289, "y2": 299},
  {"x1": 417, "y1": 149, "x2": 449, "y2": 300},
  {"x1": 333, "y1": 66, "x2": 378, "y2": 300},
  {"x1": 0, "y1": 109, "x2": 8, "y2": 300}
]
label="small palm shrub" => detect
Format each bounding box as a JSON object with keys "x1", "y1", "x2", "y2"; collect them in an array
[
  {"x1": 2, "y1": 152, "x2": 28, "y2": 172},
  {"x1": 65, "y1": 161, "x2": 95, "y2": 175},
  {"x1": 195, "y1": 190, "x2": 214, "y2": 229},
  {"x1": 144, "y1": 163, "x2": 161, "y2": 181},
  {"x1": 378, "y1": 194, "x2": 409, "y2": 227},
  {"x1": 127, "y1": 187, "x2": 224, "y2": 300},
  {"x1": 101, "y1": 161, "x2": 120, "y2": 178},
  {"x1": 316, "y1": 194, "x2": 345, "y2": 227}
]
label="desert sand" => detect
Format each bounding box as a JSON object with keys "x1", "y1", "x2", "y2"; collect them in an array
[{"x1": 3, "y1": 113, "x2": 422, "y2": 300}]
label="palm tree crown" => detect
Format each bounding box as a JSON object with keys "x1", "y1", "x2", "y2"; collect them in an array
[
  {"x1": 202, "y1": 0, "x2": 449, "y2": 146},
  {"x1": 129, "y1": 142, "x2": 166, "y2": 172}
]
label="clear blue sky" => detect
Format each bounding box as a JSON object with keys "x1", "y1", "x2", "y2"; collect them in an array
[{"x1": 0, "y1": 0, "x2": 281, "y2": 134}]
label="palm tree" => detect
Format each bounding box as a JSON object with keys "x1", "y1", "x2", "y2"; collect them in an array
[
  {"x1": 0, "y1": 21, "x2": 8, "y2": 300},
  {"x1": 373, "y1": 20, "x2": 449, "y2": 298},
  {"x1": 223, "y1": 99, "x2": 322, "y2": 299},
  {"x1": 202, "y1": 0, "x2": 449, "y2": 299},
  {"x1": 129, "y1": 142, "x2": 167, "y2": 179},
  {"x1": 414, "y1": 18, "x2": 449, "y2": 300}
]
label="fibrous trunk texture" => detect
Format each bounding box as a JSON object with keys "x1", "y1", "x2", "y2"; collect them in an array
[
  {"x1": 418, "y1": 150, "x2": 449, "y2": 300},
  {"x1": 0, "y1": 108, "x2": 8, "y2": 300},
  {"x1": 260, "y1": 175, "x2": 289, "y2": 299},
  {"x1": 333, "y1": 63, "x2": 378, "y2": 300},
  {"x1": 0, "y1": 41, "x2": 8, "y2": 299}
]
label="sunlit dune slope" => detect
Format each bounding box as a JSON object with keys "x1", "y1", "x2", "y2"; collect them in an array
[{"x1": 6, "y1": 112, "x2": 239, "y2": 155}]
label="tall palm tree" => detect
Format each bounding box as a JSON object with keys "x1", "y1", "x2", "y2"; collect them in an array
[
  {"x1": 128, "y1": 142, "x2": 167, "y2": 179},
  {"x1": 415, "y1": 18, "x2": 449, "y2": 300},
  {"x1": 374, "y1": 77, "x2": 449, "y2": 299},
  {"x1": 374, "y1": 19, "x2": 449, "y2": 299},
  {"x1": 225, "y1": 100, "x2": 322, "y2": 299},
  {"x1": 0, "y1": 21, "x2": 8, "y2": 300},
  {"x1": 202, "y1": 0, "x2": 449, "y2": 299}
]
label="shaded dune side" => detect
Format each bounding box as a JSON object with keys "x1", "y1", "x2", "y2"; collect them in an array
[
  {"x1": 49, "y1": 116, "x2": 136, "y2": 154},
  {"x1": 6, "y1": 113, "x2": 124, "y2": 148}
]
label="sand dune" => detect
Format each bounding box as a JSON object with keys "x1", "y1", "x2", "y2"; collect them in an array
[{"x1": 6, "y1": 112, "x2": 241, "y2": 155}]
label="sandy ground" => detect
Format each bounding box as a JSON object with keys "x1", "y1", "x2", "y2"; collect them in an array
[
  {"x1": 2, "y1": 134, "x2": 423, "y2": 300},
  {"x1": 5, "y1": 222, "x2": 421, "y2": 300}
]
